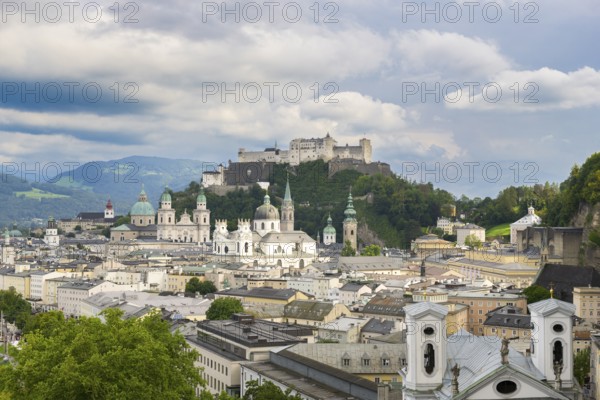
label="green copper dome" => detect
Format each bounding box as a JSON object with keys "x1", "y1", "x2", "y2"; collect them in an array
[
  {"x1": 131, "y1": 187, "x2": 155, "y2": 216},
  {"x1": 197, "y1": 187, "x2": 207, "y2": 203},
  {"x1": 323, "y1": 214, "x2": 336, "y2": 234},
  {"x1": 344, "y1": 191, "x2": 357, "y2": 221},
  {"x1": 160, "y1": 187, "x2": 171, "y2": 203}
]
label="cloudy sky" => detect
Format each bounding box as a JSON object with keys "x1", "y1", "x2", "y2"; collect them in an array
[{"x1": 1, "y1": 0, "x2": 599, "y2": 197}]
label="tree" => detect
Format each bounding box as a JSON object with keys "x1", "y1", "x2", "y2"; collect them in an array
[
  {"x1": 574, "y1": 347, "x2": 590, "y2": 386},
  {"x1": 243, "y1": 380, "x2": 302, "y2": 400},
  {"x1": 0, "y1": 288, "x2": 32, "y2": 330},
  {"x1": 185, "y1": 278, "x2": 217, "y2": 296},
  {"x1": 341, "y1": 240, "x2": 356, "y2": 256},
  {"x1": 0, "y1": 309, "x2": 204, "y2": 399},
  {"x1": 206, "y1": 298, "x2": 244, "y2": 320},
  {"x1": 360, "y1": 244, "x2": 381, "y2": 256},
  {"x1": 185, "y1": 277, "x2": 203, "y2": 294},
  {"x1": 464, "y1": 234, "x2": 482, "y2": 249},
  {"x1": 522, "y1": 285, "x2": 551, "y2": 304}
]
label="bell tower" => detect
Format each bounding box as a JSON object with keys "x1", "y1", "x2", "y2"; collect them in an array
[
  {"x1": 281, "y1": 176, "x2": 295, "y2": 232},
  {"x1": 528, "y1": 298, "x2": 576, "y2": 388},
  {"x1": 343, "y1": 189, "x2": 357, "y2": 251},
  {"x1": 402, "y1": 302, "x2": 448, "y2": 398}
]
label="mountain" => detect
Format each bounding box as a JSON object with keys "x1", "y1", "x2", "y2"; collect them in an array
[
  {"x1": 0, "y1": 156, "x2": 207, "y2": 227},
  {"x1": 48, "y1": 156, "x2": 207, "y2": 212}
]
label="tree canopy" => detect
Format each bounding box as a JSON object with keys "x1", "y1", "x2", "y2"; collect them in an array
[
  {"x1": 360, "y1": 244, "x2": 381, "y2": 256},
  {"x1": 206, "y1": 298, "x2": 244, "y2": 320},
  {"x1": 522, "y1": 285, "x2": 551, "y2": 304},
  {"x1": 0, "y1": 288, "x2": 32, "y2": 330},
  {"x1": 341, "y1": 240, "x2": 356, "y2": 256},
  {"x1": 0, "y1": 309, "x2": 203, "y2": 400},
  {"x1": 464, "y1": 234, "x2": 482, "y2": 249},
  {"x1": 185, "y1": 278, "x2": 217, "y2": 296}
]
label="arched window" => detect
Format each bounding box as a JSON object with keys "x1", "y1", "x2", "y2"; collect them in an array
[
  {"x1": 203, "y1": 218, "x2": 206, "y2": 223},
  {"x1": 424, "y1": 344, "x2": 435, "y2": 374},
  {"x1": 261, "y1": 222, "x2": 265, "y2": 230},
  {"x1": 244, "y1": 242, "x2": 249, "y2": 253},
  {"x1": 168, "y1": 217, "x2": 172, "y2": 223},
  {"x1": 271, "y1": 222, "x2": 274, "y2": 229},
  {"x1": 553, "y1": 341, "x2": 563, "y2": 365},
  {"x1": 224, "y1": 246, "x2": 229, "y2": 254}
]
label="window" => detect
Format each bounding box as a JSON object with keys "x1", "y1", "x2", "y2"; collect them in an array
[
  {"x1": 382, "y1": 358, "x2": 390, "y2": 366},
  {"x1": 374, "y1": 378, "x2": 380, "y2": 383},
  {"x1": 362, "y1": 359, "x2": 370, "y2": 366},
  {"x1": 496, "y1": 380, "x2": 517, "y2": 394},
  {"x1": 342, "y1": 358, "x2": 350, "y2": 366},
  {"x1": 424, "y1": 344, "x2": 435, "y2": 374},
  {"x1": 478, "y1": 310, "x2": 483, "y2": 315}
]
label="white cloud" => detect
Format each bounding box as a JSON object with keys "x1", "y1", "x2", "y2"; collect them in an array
[{"x1": 446, "y1": 67, "x2": 600, "y2": 111}]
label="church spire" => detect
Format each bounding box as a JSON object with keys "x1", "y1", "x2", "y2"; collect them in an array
[
  {"x1": 281, "y1": 174, "x2": 294, "y2": 232},
  {"x1": 284, "y1": 174, "x2": 292, "y2": 203}
]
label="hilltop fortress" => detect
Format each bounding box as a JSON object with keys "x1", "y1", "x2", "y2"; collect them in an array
[
  {"x1": 203, "y1": 134, "x2": 389, "y2": 191},
  {"x1": 238, "y1": 133, "x2": 372, "y2": 165}
]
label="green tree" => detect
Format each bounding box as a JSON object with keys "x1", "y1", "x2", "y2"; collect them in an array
[
  {"x1": 0, "y1": 309, "x2": 204, "y2": 399},
  {"x1": 0, "y1": 288, "x2": 32, "y2": 330},
  {"x1": 360, "y1": 244, "x2": 381, "y2": 256},
  {"x1": 22, "y1": 311, "x2": 66, "y2": 336},
  {"x1": 522, "y1": 285, "x2": 551, "y2": 304},
  {"x1": 341, "y1": 240, "x2": 356, "y2": 256},
  {"x1": 243, "y1": 380, "x2": 302, "y2": 400},
  {"x1": 464, "y1": 234, "x2": 482, "y2": 249},
  {"x1": 185, "y1": 277, "x2": 203, "y2": 294},
  {"x1": 186, "y1": 278, "x2": 218, "y2": 296},
  {"x1": 206, "y1": 298, "x2": 244, "y2": 320},
  {"x1": 574, "y1": 347, "x2": 590, "y2": 386}
]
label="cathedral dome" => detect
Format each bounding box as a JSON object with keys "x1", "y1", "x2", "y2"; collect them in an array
[
  {"x1": 324, "y1": 214, "x2": 336, "y2": 235},
  {"x1": 131, "y1": 187, "x2": 155, "y2": 216},
  {"x1": 254, "y1": 194, "x2": 279, "y2": 220},
  {"x1": 160, "y1": 187, "x2": 171, "y2": 203},
  {"x1": 197, "y1": 187, "x2": 207, "y2": 203}
]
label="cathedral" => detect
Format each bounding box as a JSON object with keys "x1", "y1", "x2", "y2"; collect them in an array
[
  {"x1": 156, "y1": 186, "x2": 211, "y2": 243},
  {"x1": 212, "y1": 179, "x2": 317, "y2": 268}
]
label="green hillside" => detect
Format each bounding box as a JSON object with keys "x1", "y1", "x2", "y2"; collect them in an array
[{"x1": 170, "y1": 160, "x2": 454, "y2": 248}]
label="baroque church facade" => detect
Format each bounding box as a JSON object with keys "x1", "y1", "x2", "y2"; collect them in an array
[{"x1": 212, "y1": 179, "x2": 317, "y2": 268}]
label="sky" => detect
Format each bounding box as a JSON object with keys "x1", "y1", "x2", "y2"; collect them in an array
[{"x1": 1, "y1": 0, "x2": 599, "y2": 198}]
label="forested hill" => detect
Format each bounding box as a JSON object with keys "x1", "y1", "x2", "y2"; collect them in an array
[
  {"x1": 170, "y1": 160, "x2": 456, "y2": 248},
  {"x1": 545, "y1": 152, "x2": 600, "y2": 227}
]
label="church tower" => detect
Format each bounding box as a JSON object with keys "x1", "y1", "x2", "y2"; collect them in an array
[
  {"x1": 157, "y1": 187, "x2": 176, "y2": 240},
  {"x1": 281, "y1": 177, "x2": 294, "y2": 232},
  {"x1": 193, "y1": 186, "x2": 211, "y2": 243},
  {"x1": 104, "y1": 198, "x2": 114, "y2": 219},
  {"x1": 402, "y1": 302, "x2": 448, "y2": 398},
  {"x1": 2, "y1": 228, "x2": 16, "y2": 265},
  {"x1": 528, "y1": 298, "x2": 576, "y2": 388},
  {"x1": 45, "y1": 216, "x2": 59, "y2": 247},
  {"x1": 323, "y1": 213, "x2": 336, "y2": 245},
  {"x1": 343, "y1": 189, "x2": 357, "y2": 251}
]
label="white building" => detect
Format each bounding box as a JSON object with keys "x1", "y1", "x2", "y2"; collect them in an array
[
  {"x1": 400, "y1": 299, "x2": 579, "y2": 399},
  {"x1": 510, "y1": 206, "x2": 542, "y2": 244},
  {"x1": 44, "y1": 216, "x2": 60, "y2": 247},
  {"x1": 57, "y1": 280, "x2": 124, "y2": 317},
  {"x1": 29, "y1": 271, "x2": 71, "y2": 302},
  {"x1": 322, "y1": 214, "x2": 336, "y2": 245},
  {"x1": 237, "y1": 134, "x2": 372, "y2": 166},
  {"x1": 213, "y1": 185, "x2": 317, "y2": 268},
  {"x1": 456, "y1": 223, "x2": 486, "y2": 247}
]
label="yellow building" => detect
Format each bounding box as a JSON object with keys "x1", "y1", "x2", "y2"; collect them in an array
[
  {"x1": 573, "y1": 286, "x2": 600, "y2": 324},
  {"x1": 3, "y1": 272, "x2": 31, "y2": 299}
]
